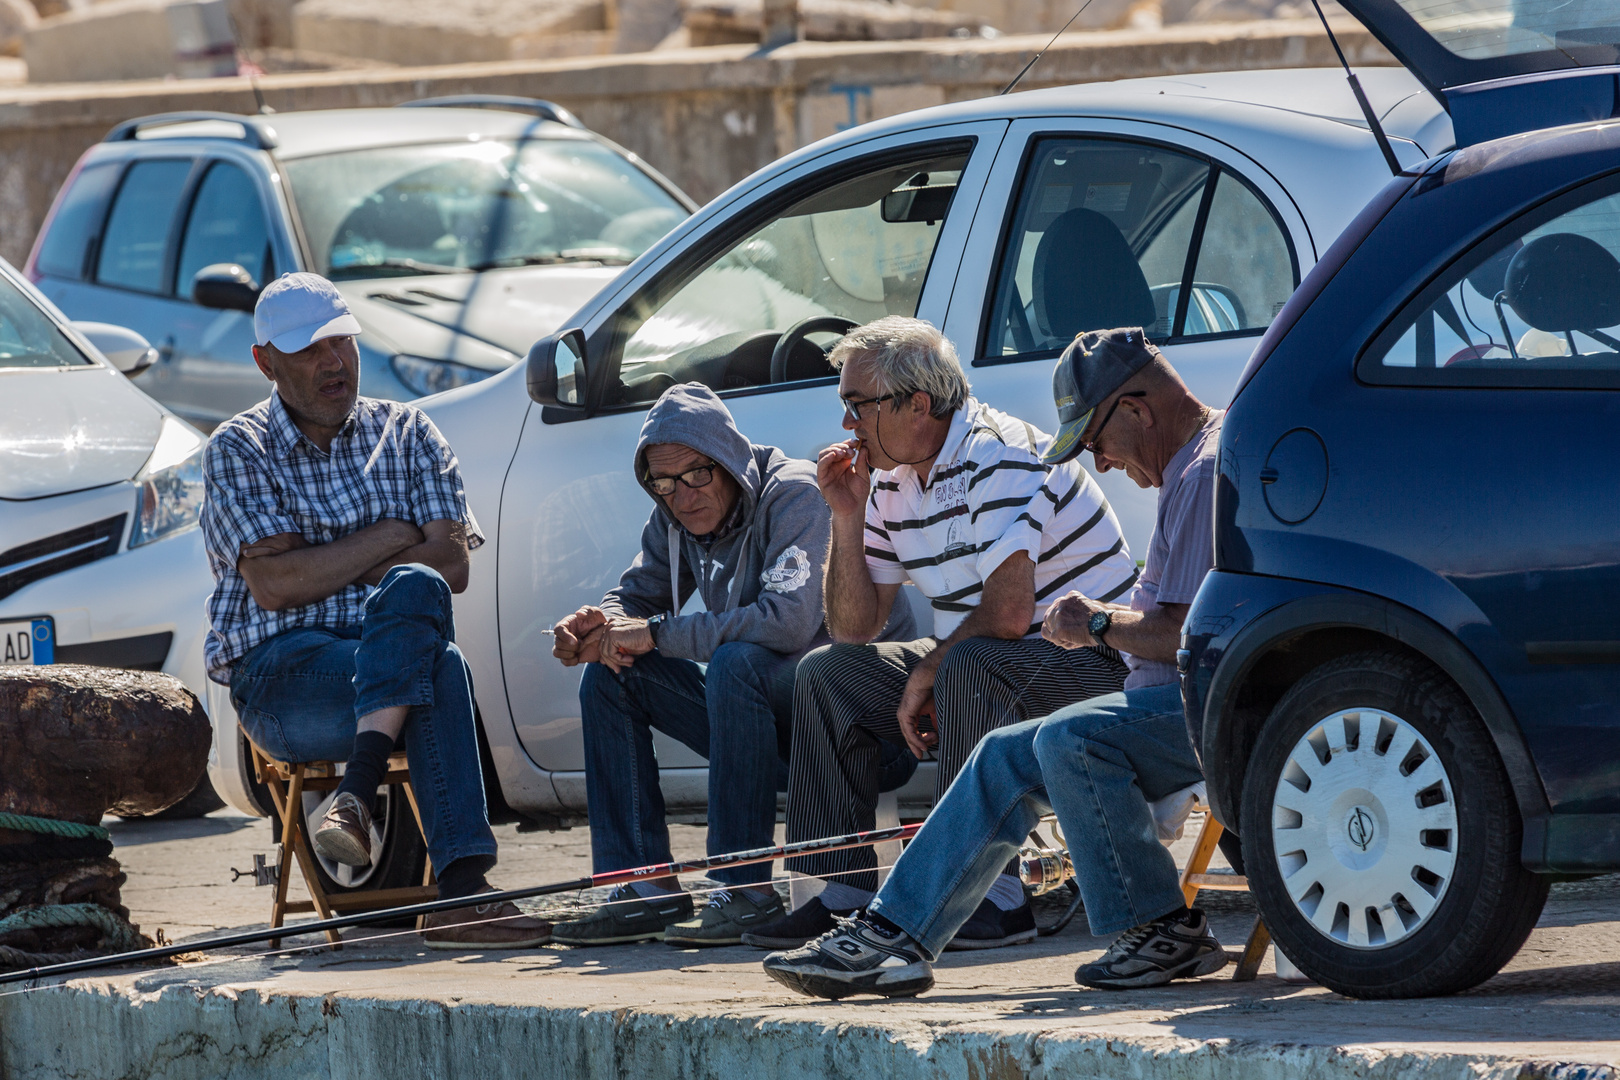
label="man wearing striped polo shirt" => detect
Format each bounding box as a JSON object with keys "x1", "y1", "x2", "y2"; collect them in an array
[{"x1": 745, "y1": 316, "x2": 1137, "y2": 951}]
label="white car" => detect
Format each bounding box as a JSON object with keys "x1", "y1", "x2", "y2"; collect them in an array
[
  {"x1": 0, "y1": 258, "x2": 213, "y2": 708},
  {"x1": 208, "y1": 65, "x2": 1454, "y2": 871}
]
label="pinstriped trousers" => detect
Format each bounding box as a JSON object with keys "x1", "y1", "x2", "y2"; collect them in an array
[{"x1": 783, "y1": 636, "x2": 1128, "y2": 892}]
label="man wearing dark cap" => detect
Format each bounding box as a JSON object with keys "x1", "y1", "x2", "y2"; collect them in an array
[{"x1": 763, "y1": 327, "x2": 1227, "y2": 998}]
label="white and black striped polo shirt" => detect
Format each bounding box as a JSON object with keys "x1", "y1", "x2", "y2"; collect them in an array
[{"x1": 863, "y1": 397, "x2": 1137, "y2": 639}]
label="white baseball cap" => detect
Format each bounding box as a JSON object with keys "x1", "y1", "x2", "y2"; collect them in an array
[{"x1": 253, "y1": 272, "x2": 363, "y2": 353}]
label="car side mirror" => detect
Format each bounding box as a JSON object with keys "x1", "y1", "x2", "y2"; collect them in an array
[
  {"x1": 192, "y1": 263, "x2": 260, "y2": 313},
  {"x1": 527, "y1": 328, "x2": 588, "y2": 409},
  {"x1": 72, "y1": 320, "x2": 158, "y2": 377}
]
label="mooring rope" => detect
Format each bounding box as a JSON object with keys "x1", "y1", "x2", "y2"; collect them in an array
[{"x1": 0, "y1": 814, "x2": 111, "y2": 842}]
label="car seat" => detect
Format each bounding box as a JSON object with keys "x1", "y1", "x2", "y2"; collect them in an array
[
  {"x1": 1032, "y1": 209, "x2": 1157, "y2": 343},
  {"x1": 1502, "y1": 232, "x2": 1620, "y2": 355}
]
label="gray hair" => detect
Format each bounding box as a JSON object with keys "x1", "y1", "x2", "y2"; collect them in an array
[{"x1": 828, "y1": 316, "x2": 970, "y2": 419}]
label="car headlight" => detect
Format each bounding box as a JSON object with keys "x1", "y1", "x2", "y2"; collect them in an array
[
  {"x1": 131, "y1": 415, "x2": 205, "y2": 549},
  {"x1": 391, "y1": 354, "x2": 496, "y2": 398}
]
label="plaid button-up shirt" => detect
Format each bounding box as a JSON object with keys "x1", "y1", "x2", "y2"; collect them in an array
[{"x1": 200, "y1": 390, "x2": 484, "y2": 683}]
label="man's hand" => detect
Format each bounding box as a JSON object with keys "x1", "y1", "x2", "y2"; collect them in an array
[
  {"x1": 817, "y1": 439, "x2": 870, "y2": 519},
  {"x1": 1041, "y1": 591, "x2": 1099, "y2": 650},
  {"x1": 896, "y1": 657, "x2": 940, "y2": 759},
  {"x1": 553, "y1": 606, "x2": 607, "y2": 666},
  {"x1": 240, "y1": 532, "x2": 309, "y2": 560},
  {"x1": 597, "y1": 616, "x2": 656, "y2": 674}
]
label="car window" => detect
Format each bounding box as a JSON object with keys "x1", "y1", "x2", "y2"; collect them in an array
[
  {"x1": 176, "y1": 162, "x2": 273, "y2": 298},
  {"x1": 35, "y1": 161, "x2": 122, "y2": 281},
  {"x1": 603, "y1": 145, "x2": 971, "y2": 406},
  {"x1": 982, "y1": 139, "x2": 1209, "y2": 360},
  {"x1": 281, "y1": 139, "x2": 687, "y2": 279},
  {"x1": 0, "y1": 275, "x2": 91, "y2": 367},
  {"x1": 1184, "y1": 171, "x2": 1296, "y2": 335},
  {"x1": 1360, "y1": 177, "x2": 1620, "y2": 387},
  {"x1": 95, "y1": 159, "x2": 194, "y2": 294},
  {"x1": 980, "y1": 138, "x2": 1297, "y2": 363}
]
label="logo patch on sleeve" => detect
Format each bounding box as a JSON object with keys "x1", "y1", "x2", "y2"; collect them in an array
[{"x1": 760, "y1": 545, "x2": 812, "y2": 593}]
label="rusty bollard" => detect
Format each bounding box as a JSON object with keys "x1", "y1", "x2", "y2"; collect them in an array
[{"x1": 0, "y1": 666, "x2": 211, "y2": 971}]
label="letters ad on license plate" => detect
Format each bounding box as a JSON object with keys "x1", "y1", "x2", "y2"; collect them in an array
[{"x1": 0, "y1": 617, "x2": 54, "y2": 666}]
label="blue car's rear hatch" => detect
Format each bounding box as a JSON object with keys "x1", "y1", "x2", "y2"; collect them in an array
[{"x1": 1336, "y1": 0, "x2": 1620, "y2": 145}]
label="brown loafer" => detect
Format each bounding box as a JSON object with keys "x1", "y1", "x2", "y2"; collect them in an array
[
  {"x1": 421, "y1": 887, "x2": 553, "y2": 950},
  {"x1": 312, "y1": 792, "x2": 372, "y2": 867}
]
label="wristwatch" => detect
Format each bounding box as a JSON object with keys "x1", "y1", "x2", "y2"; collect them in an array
[
  {"x1": 645, "y1": 612, "x2": 668, "y2": 646},
  {"x1": 1087, "y1": 609, "x2": 1112, "y2": 643}
]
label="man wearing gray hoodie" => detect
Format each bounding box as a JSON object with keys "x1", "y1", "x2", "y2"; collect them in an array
[{"x1": 550, "y1": 383, "x2": 914, "y2": 948}]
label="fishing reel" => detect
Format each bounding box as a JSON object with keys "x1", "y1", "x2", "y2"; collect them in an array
[{"x1": 1018, "y1": 820, "x2": 1076, "y2": 897}]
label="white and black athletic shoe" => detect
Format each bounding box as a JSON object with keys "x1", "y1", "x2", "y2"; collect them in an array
[
  {"x1": 1074, "y1": 908, "x2": 1228, "y2": 990},
  {"x1": 762, "y1": 916, "x2": 935, "y2": 999}
]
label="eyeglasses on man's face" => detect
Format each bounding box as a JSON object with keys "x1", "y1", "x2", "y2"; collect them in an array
[
  {"x1": 842, "y1": 392, "x2": 902, "y2": 424},
  {"x1": 1080, "y1": 391, "x2": 1147, "y2": 457},
  {"x1": 644, "y1": 463, "x2": 718, "y2": 496}
]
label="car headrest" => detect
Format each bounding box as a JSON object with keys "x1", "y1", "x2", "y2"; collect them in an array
[
  {"x1": 1504, "y1": 232, "x2": 1620, "y2": 332},
  {"x1": 335, "y1": 191, "x2": 449, "y2": 253},
  {"x1": 1032, "y1": 209, "x2": 1156, "y2": 342}
]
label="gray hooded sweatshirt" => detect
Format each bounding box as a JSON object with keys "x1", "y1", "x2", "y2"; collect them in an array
[{"x1": 600, "y1": 383, "x2": 913, "y2": 662}]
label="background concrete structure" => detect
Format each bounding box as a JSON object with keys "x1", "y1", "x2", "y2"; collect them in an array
[{"x1": 0, "y1": 18, "x2": 1392, "y2": 268}]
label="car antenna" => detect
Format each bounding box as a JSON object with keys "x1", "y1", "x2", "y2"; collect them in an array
[
  {"x1": 1000, "y1": 0, "x2": 1098, "y2": 95},
  {"x1": 1307, "y1": 0, "x2": 1401, "y2": 175},
  {"x1": 225, "y1": 9, "x2": 275, "y2": 114}
]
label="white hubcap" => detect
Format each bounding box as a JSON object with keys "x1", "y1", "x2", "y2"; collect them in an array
[{"x1": 1271, "y1": 708, "x2": 1457, "y2": 949}]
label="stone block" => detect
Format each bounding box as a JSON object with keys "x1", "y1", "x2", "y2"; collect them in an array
[
  {"x1": 0, "y1": 665, "x2": 211, "y2": 825},
  {"x1": 292, "y1": 0, "x2": 609, "y2": 67}
]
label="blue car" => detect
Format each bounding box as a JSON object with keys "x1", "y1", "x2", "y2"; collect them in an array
[{"x1": 1181, "y1": 0, "x2": 1620, "y2": 997}]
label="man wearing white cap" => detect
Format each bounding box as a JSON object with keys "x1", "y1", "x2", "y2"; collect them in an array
[{"x1": 199, "y1": 272, "x2": 551, "y2": 949}]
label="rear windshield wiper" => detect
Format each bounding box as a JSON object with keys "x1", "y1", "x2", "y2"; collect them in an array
[{"x1": 328, "y1": 258, "x2": 473, "y2": 279}]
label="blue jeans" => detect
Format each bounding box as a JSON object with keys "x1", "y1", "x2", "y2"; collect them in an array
[
  {"x1": 229, "y1": 565, "x2": 496, "y2": 875},
  {"x1": 868, "y1": 683, "x2": 1202, "y2": 960},
  {"x1": 579, "y1": 642, "x2": 795, "y2": 887}
]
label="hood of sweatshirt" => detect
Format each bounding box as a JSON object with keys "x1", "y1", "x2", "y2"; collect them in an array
[{"x1": 633, "y1": 382, "x2": 761, "y2": 539}]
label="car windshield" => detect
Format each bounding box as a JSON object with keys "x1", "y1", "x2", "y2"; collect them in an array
[
  {"x1": 283, "y1": 138, "x2": 688, "y2": 280},
  {"x1": 0, "y1": 276, "x2": 90, "y2": 368},
  {"x1": 1388, "y1": 0, "x2": 1616, "y2": 61}
]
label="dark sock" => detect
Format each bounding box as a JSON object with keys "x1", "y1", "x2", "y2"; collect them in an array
[
  {"x1": 438, "y1": 853, "x2": 497, "y2": 901},
  {"x1": 334, "y1": 730, "x2": 396, "y2": 810},
  {"x1": 865, "y1": 911, "x2": 905, "y2": 937}
]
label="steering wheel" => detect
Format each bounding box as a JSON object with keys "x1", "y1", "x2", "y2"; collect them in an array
[{"x1": 770, "y1": 316, "x2": 858, "y2": 384}]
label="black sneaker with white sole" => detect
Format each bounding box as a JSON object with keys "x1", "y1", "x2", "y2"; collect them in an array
[
  {"x1": 1073, "y1": 907, "x2": 1228, "y2": 990},
  {"x1": 945, "y1": 897, "x2": 1038, "y2": 951},
  {"x1": 740, "y1": 896, "x2": 853, "y2": 950},
  {"x1": 551, "y1": 884, "x2": 694, "y2": 946},
  {"x1": 762, "y1": 915, "x2": 934, "y2": 999}
]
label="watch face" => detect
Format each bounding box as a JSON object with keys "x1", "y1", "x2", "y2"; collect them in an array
[{"x1": 1089, "y1": 611, "x2": 1110, "y2": 635}]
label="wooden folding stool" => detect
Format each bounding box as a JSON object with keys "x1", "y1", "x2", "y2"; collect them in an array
[
  {"x1": 243, "y1": 730, "x2": 439, "y2": 948},
  {"x1": 1178, "y1": 809, "x2": 1272, "y2": 981}
]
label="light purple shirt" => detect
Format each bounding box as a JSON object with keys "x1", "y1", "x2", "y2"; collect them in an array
[{"x1": 1124, "y1": 410, "x2": 1223, "y2": 690}]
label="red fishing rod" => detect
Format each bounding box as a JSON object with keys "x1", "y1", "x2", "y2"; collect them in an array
[{"x1": 0, "y1": 822, "x2": 922, "y2": 987}]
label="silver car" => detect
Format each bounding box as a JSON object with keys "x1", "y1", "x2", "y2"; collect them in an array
[{"x1": 27, "y1": 98, "x2": 695, "y2": 428}]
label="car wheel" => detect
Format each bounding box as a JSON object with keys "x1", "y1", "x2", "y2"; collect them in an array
[
  {"x1": 302, "y1": 784, "x2": 429, "y2": 923},
  {"x1": 1241, "y1": 648, "x2": 1548, "y2": 998}
]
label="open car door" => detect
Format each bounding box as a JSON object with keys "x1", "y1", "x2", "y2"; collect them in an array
[{"x1": 1335, "y1": 0, "x2": 1620, "y2": 145}]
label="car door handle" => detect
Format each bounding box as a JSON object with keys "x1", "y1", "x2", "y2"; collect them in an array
[{"x1": 1260, "y1": 466, "x2": 1279, "y2": 485}]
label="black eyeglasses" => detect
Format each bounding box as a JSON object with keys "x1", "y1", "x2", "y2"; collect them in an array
[
  {"x1": 842, "y1": 392, "x2": 902, "y2": 424},
  {"x1": 1080, "y1": 391, "x2": 1146, "y2": 456},
  {"x1": 644, "y1": 463, "x2": 718, "y2": 496}
]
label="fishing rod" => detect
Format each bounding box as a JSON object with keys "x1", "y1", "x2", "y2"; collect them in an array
[{"x1": 0, "y1": 821, "x2": 923, "y2": 987}]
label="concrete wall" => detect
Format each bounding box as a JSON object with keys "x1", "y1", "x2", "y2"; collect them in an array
[{"x1": 0, "y1": 18, "x2": 1393, "y2": 267}]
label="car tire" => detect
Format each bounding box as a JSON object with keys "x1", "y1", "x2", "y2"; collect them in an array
[
  {"x1": 303, "y1": 783, "x2": 429, "y2": 925},
  {"x1": 1240, "y1": 648, "x2": 1548, "y2": 998}
]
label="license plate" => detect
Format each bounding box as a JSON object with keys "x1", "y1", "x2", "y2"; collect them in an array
[{"x1": 0, "y1": 617, "x2": 54, "y2": 666}]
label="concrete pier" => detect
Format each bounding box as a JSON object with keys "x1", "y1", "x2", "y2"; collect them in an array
[{"x1": 4, "y1": 813, "x2": 1618, "y2": 1079}]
